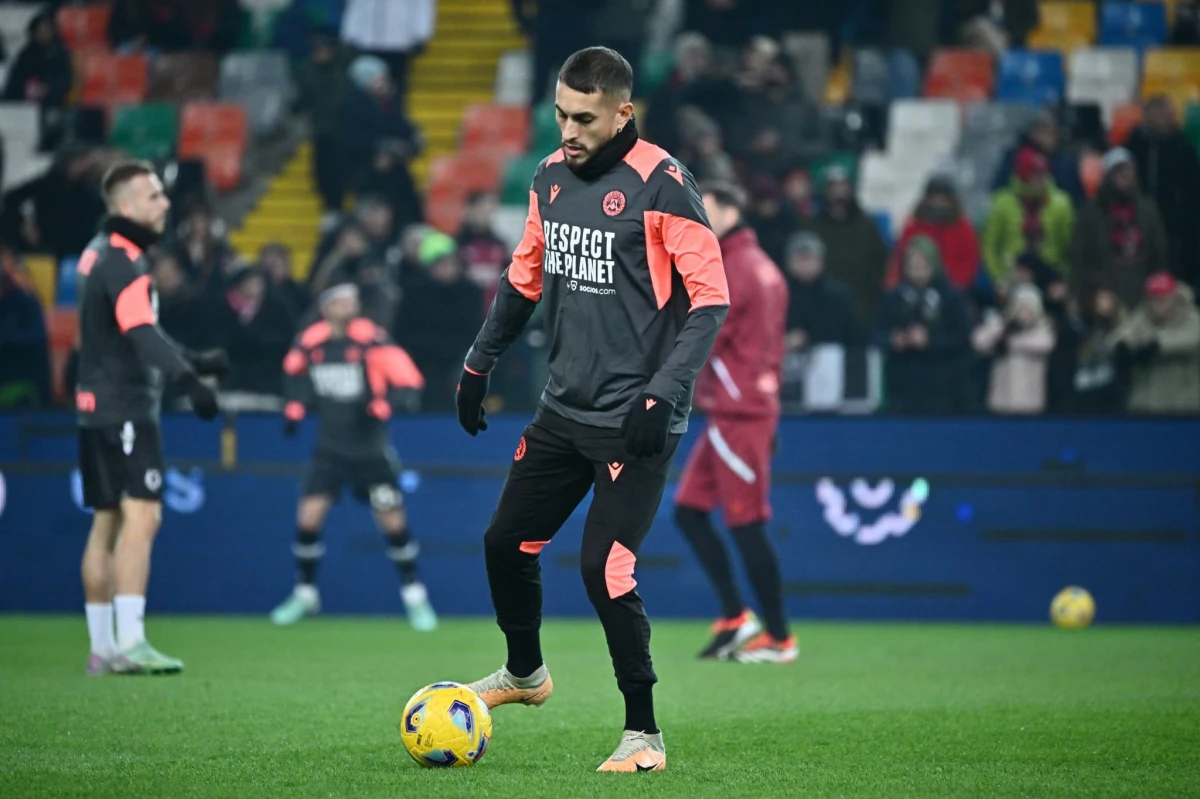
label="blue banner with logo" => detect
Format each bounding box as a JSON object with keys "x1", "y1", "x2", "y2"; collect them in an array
[{"x1": 1, "y1": 414, "x2": 1197, "y2": 622}]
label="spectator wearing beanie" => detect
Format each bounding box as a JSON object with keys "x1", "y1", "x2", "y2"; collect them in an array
[
  {"x1": 1111, "y1": 271, "x2": 1200, "y2": 414},
  {"x1": 782, "y1": 232, "x2": 861, "y2": 352},
  {"x1": 1071, "y1": 147, "x2": 1170, "y2": 309},
  {"x1": 983, "y1": 146, "x2": 1075, "y2": 289},
  {"x1": 888, "y1": 174, "x2": 980, "y2": 291},
  {"x1": 971, "y1": 283, "x2": 1056, "y2": 414}
]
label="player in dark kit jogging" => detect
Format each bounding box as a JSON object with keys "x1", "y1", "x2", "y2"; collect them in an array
[
  {"x1": 455, "y1": 47, "x2": 729, "y2": 773},
  {"x1": 77, "y1": 160, "x2": 227, "y2": 675},
  {"x1": 271, "y1": 281, "x2": 437, "y2": 631}
]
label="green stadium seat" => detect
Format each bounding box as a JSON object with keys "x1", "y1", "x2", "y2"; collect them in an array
[
  {"x1": 501, "y1": 153, "x2": 543, "y2": 205},
  {"x1": 109, "y1": 103, "x2": 178, "y2": 162},
  {"x1": 532, "y1": 101, "x2": 559, "y2": 154},
  {"x1": 639, "y1": 50, "x2": 674, "y2": 97},
  {"x1": 1186, "y1": 104, "x2": 1200, "y2": 155}
]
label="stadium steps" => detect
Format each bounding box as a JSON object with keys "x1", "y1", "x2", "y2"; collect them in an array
[
  {"x1": 408, "y1": 0, "x2": 526, "y2": 183},
  {"x1": 227, "y1": 139, "x2": 323, "y2": 280}
]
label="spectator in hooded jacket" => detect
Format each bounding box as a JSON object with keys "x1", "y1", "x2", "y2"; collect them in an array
[
  {"x1": 295, "y1": 27, "x2": 353, "y2": 217},
  {"x1": 801, "y1": 166, "x2": 889, "y2": 323},
  {"x1": 2, "y1": 11, "x2": 72, "y2": 126},
  {"x1": 782, "y1": 232, "x2": 861, "y2": 352},
  {"x1": 1125, "y1": 96, "x2": 1200, "y2": 290},
  {"x1": 983, "y1": 146, "x2": 1075, "y2": 290},
  {"x1": 876, "y1": 235, "x2": 972, "y2": 414},
  {"x1": 889, "y1": 174, "x2": 980, "y2": 291},
  {"x1": 972, "y1": 283, "x2": 1056, "y2": 414},
  {"x1": 1070, "y1": 147, "x2": 1170, "y2": 309},
  {"x1": 991, "y1": 113, "x2": 1085, "y2": 205},
  {"x1": 1111, "y1": 272, "x2": 1200, "y2": 414}
]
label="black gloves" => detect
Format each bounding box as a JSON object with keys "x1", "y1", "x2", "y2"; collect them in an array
[
  {"x1": 456, "y1": 367, "x2": 490, "y2": 436},
  {"x1": 191, "y1": 349, "x2": 231, "y2": 377},
  {"x1": 178, "y1": 373, "x2": 219, "y2": 420},
  {"x1": 621, "y1": 393, "x2": 673, "y2": 458}
]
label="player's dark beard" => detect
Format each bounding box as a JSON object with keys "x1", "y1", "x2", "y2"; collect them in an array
[
  {"x1": 103, "y1": 215, "x2": 162, "y2": 250},
  {"x1": 568, "y1": 116, "x2": 639, "y2": 181}
]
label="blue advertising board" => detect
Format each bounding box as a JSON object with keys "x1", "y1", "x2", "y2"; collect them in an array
[{"x1": 1, "y1": 413, "x2": 1197, "y2": 622}]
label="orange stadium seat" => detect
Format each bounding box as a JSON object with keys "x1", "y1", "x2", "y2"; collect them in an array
[
  {"x1": 47, "y1": 307, "x2": 79, "y2": 401},
  {"x1": 425, "y1": 151, "x2": 508, "y2": 202},
  {"x1": 1109, "y1": 102, "x2": 1144, "y2": 144},
  {"x1": 80, "y1": 53, "x2": 148, "y2": 107},
  {"x1": 179, "y1": 103, "x2": 247, "y2": 190},
  {"x1": 925, "y1": 49, "x2": 995, "y2": 101},
  {"x1": 1079, "y1": 151, "x2": 1104, "y2": 197},
  {"x1": 56, "y1": 4, "x2": 112, "y2": 51},
  {"x1": 461, "y1": 104, "x2": 530, "y2": 155},
  {"x1": 1028, "y1": 1, "x2": 1097, "y2": 52},
  {"x1": 425, "y1": 198, "x2": 467, "y2": 236}
]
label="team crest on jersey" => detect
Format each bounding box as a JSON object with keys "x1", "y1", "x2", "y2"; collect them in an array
[
  {"x1": 602, "y1": 190, "x2": 626, "y2": 217},
  {"x1": 144, "y1": 469, "x2": 162, "y2": 492}
]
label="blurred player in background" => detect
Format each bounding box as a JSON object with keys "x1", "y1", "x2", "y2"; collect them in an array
[
  {"x1": 455, "y1": 47, "x2": 728, "y2": 772},
  {"x1": 674, "y1": 180, "x2": 797, "y2": 663},
  {"x1": 272, "y1": 280, "x2": 437, "y2": 631},
  {"x1": 77, "y1": 160, "x2": 226, "y2": 675}
]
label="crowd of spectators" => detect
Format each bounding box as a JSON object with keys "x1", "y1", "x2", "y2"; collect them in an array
[{"x1": 1, "y1": 0, "x2": 1199, "y2": 418}]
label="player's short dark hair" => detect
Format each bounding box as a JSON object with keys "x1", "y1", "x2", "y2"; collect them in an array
[
  {"x1": 558, "y1": 47, "x2": 634, "y2": 99},
  {"x1": 699, "y1": 179, "x2": 747, "y2": 214},
  {"x1": 101, "y1": 160, "x2": 156, "y2": 202}
]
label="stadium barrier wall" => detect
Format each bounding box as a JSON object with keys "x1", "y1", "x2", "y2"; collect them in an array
[{"x1": 1, "y1": 413, "x2": 1198, "y2": 623}]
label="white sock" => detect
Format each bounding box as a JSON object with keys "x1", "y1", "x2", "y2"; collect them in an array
[
  {"x1": 114, "y1": 594, "x2": 146, "y2": 651},
  {"x1": 85, "y1": 603, "x2": 116, "y2": 657}
]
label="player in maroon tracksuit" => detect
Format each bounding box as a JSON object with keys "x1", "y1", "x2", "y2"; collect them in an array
[{"x1": 674, "y1": 180, "x2": 797, "y2": 663}]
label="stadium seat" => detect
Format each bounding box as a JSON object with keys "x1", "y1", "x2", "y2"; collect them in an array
[
  {"x1": 47, "y1": 306, "x2": 78, "y2": 400},
  {"x1": 962, "y1": 101, "x2": 1042, "y2": 141},
  {"x1": 23, "y1": 254, "x2": 56, "y2": 310},
  {"x1": 462, "y1": 104, "x2": 529, "y2": 155},
  {"x1": 531, "y1": 101, "x2": 559, "y2": 154},
  {"x1": 996, "y1": 50, "x2": 1065, "y2": 105},
  {"x1": 851, "y1": 49, "x2": 890, "y2": 105},
  {"x1": 501, "y1": 152, "x2": 542, "y2": 204},
  {"x1": 823, "y1": 102, "x2": 888, "y2": 153},
  {"x1": 1185, "y1": 103, "x2": 1200, "y2": 153},
  {"x1": 1079, "y1": 150, "x2": 1104, "y2": 197},
  {"x1": 1068, "y1": 47, "x2": 1139, "y2": 123},
  {"x1": 148, "y1": 53, "x2": 220, "y2": 102},
  {"x1": 425, "y1": 197, "x2": 466, "y2": 236},
  {"x1": 782, "y1": 32, "x2": 831, "y2": 104},
  {"x1": 109, "y1": 104, "x2": 178, "y2": 161},
  {"x1": 888, "y1": 99, "x2": 961, "y2": 168},
  {"x1": 925, "y1": 49, "x2": 995, "y2": 102},
  {"x1": 426, "y1": 151, "x2": 507, "y2": 204},
  {"x1": 888, "y1": 49, "x2": 922, "y2": 101},
  {"x1": 80, "y1": 53, "x2": 148, "y2": 107},
  {"x1": 56, "y1": 3, "x2": 111, "y2": 52},
  {"x1": 179, "y1": 103, "x2": 247, "y2": 191},
  {"x1": 219, "y1": 51, "x2": 291, "y2": 138},
  {"x1": 1029, "y1": 1, "x2": 1097, "y2": 52},
  {"x1": 1109, "y1": 102, "x2": 1144, "y2": 144},
  {"x1": 1100, "y1": 1, "x2": 1168, "y2": 48},
  {"x1": 1141, "y1": 48, "x2": 1200, "y2": 98},
  {"x1": 494, "y1": 50, "x2": 532, "y2": 107}
]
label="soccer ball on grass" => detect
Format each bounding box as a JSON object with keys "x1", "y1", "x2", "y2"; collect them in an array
[
  {"x1": 400, "y1": 682, "x2": 492, "y2": 767},
  {"x1": 1050, "y1": 586, "x2": 1095, "y2": 629}
]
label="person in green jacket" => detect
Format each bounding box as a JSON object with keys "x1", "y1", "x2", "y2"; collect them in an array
[{"x1": 983, "y1": 147, "x2": 1075, "y2": 290}]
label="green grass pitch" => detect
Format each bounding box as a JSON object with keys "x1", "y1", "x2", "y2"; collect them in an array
[{"x1": 2, "y1": 617, "x2": 1198, "y2": 798}]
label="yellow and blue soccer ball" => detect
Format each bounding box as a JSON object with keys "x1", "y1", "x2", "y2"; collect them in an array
[
  {"x1": 400, "y1": 682, "x2": 492, "y2": 767},
  {"x1": 1050, "y1": 586, "x2": 1095, "y2": 629}
]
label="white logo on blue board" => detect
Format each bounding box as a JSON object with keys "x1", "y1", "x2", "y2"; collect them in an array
[
  {"x1": 815, "y1": 477, "x2": 930, "y2": 546},
  {"x1": 71, "y1": 467, "x2": 205, "y2": 514}
]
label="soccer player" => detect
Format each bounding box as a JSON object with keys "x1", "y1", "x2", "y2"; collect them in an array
[
  {"x1": 78, "y1": 160, "x2": 225, "y2": 675},
  {"x1": 271, "y1": 281, "x2": 437, "y2": 631},
  {"x1": 673, "y1": 181, "x2": 797, "y2": 664},
  {"x1": 455, "y1": 47, "x2": 728, "y2": 773}
]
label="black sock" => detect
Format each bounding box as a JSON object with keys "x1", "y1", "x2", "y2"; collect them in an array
[
  {"x1": 385, "y1": 529, "x2": 420, "y2": 585},
  {"x1": 730, "y1": 521, "x2": 789, "y2": 640},
  {"x1": 293, "y1": 528, "x2": 324, "y2": 586},
  {"x1": 504, "y1": 629, "x2": 543, "y2": 679},
  {"x1": 675, "y1": 506, "x2": 743, "y2": 619},
  {"x1": 623, "y1": 686, "x2": 658, "y2": 734}
]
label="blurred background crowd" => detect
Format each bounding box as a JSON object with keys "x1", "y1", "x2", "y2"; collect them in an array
[{"x1": 1, "y1": 0, "x2": 1199, "y2": 418}]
